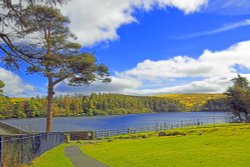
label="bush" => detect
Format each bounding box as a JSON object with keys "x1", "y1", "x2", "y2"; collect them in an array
[
  {"x1": 158, "y1": 131, "x2": 187, "y2": 137},
  {"x1": 158, "y1": 131, "x2": 167, "y2": 136},
  {"x1": 167, "y1": 131, "x2": 187, "y2": 136}
]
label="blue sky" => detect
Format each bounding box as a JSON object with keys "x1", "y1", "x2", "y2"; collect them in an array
[{"x1": 1, "y1": 0, "x2": 250, "y2": 97}]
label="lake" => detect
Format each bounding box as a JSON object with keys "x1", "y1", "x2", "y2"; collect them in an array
[{"x1": 1, "y1": 112, "x2": 230, "y2": 132}]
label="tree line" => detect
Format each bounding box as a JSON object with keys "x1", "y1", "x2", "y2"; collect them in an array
[{"x1": 0, "y1": 92, "x2": 228, "y2": 119}]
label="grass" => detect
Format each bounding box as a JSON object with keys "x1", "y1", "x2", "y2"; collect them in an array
[
  {"x1": 24, "y1": 144, "x2": 73, "y2": 167},
  {"x1": 80, "y1": 124, "x2": 250, "y2": 167}
]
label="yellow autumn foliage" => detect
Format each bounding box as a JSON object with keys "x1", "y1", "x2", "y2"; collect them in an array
[{"x1": 157, "y1": 94, "x2": 226, "y2": 111}]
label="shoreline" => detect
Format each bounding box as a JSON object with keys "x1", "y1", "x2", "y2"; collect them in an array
[{"x1": 0, "y1": 110, "x2": 230, "y2": 121}]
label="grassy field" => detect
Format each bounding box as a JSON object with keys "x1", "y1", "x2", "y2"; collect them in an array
[
  {"x1": 81, "y1": 124, "x2": 250, "y2": 167},
  {"x1": 24, "y1": 144, "x2": 73, "y2": 167},
  {"x1": 158, "y1": 94, "x2": 226, "y2": 111}
]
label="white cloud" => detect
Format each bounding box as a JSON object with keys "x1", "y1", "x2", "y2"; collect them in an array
[
  {"x1": 124, "y1": 76, "x2": 234, "y2": 95},
  {"x1": 55, "y1": 40, "x2": 250, "y2": 95},
  {"x1": 181, "y1": 19, "x2": 250, "y2": 39},
  {"x1": 119, "y1": 41, "x2": 250, "y2": 80},
  {"x1": 61, "y1": 0, "x2": 207, "y2": 46},
  {"x1": 0, "y1": 68, "x2": 36, "y2": 97},
  {"x1": 137, "y1": 74, "x2": 250, "y2": 95}
]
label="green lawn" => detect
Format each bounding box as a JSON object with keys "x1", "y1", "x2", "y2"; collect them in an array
[
  {"x1": 80, "y1": 124, "x2": 250, "y2": 167},
  {"x1": 25, "y1": 144, "x2": 73, "y2": 167}
]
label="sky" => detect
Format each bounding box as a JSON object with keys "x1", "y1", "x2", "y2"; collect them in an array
[{"x1": 1, "y1": 0, "x2": 250, "y2": 97}]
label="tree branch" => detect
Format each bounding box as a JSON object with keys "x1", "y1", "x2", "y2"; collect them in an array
[{"x1": 52, "y1": 75, "x2": 70, "y2": 86}]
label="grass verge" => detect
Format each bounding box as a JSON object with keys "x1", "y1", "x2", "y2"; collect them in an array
[
  {"x1": 80, "y1": 124, "x2": 250, "y2": 167},
  {"x1": 24, "y1": 144, "x2": 74, "y2": 167}
]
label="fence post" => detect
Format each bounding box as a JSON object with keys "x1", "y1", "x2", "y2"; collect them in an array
[
  {"x1": 20, "y1": 136, "x2": 23, "y2": 164},
  {"x1": 213, "y1": 118, "x2": 216, "y2": 127},
  {"x1": 164, "y1": 122, "x2": 166, "y2": 130},
  {"x1": 106, "y1": 130, "x2": 109, "y2": 137},
  {"x1": 197, "y1": 119, "x2": 200, "y2": 126},
  {"x1": 117, "y1": 129, "x2": 119, "y2": 135},
  {"x1": 0, "y1": 137, "x2": 2, "y2": 167}
]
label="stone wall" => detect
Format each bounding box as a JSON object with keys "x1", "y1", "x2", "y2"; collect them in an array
[{"x1": 64, "y1": 131, "x2": 95, "y2": 140}]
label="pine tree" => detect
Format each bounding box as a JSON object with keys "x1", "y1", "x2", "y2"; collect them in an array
[{"x1": 2, "y1": 5, "x2": 110, "y2": 132}]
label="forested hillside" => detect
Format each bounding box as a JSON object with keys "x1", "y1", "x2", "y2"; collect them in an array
[
  {"x1": 0, "y1": 93, "x2": 229, "y2": 119},
  {"x1": 158, "y1": 94, "x2": 228, "y2": 111}
]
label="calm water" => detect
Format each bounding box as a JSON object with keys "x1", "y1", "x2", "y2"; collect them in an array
[{"x1": 1, "y1": 112, "x2": 230, "y2": 132}]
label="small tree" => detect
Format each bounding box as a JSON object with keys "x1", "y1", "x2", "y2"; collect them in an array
[
  {"x1": 14, "y1": 102, "x2": 26, "y2": 118},
  {"x1": 1, "y1": 5, "x2": 110, "y2": 132},
  {"x1": 0, "y1": 80, "x2": 5, "y2": 95},
  {"x1": 225, "y1": 74, "x2": 250, "y2": 122}
]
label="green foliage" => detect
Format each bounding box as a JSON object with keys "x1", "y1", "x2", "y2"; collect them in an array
[
  {"x1": 81, "y1": 124, "x2": 250, "y2": 167},
  {"x1": 18, "y1": 5, "x2": 110, "y2": 87},
  {"x1": 14, "y1": 103, "x2": 26, "y2": 118},
  {"x1": 0, "y1": 0, "x2": 69, "y2": 70},
  {"x1": 0, "y1": 80, "x2": 5, "y2": 95},
  {"x1": 231, "y1": 74, "x2": 250, "y2": 91},
  {"x1": 24, "y1": 98, "x2": 43, "y2": 117},
  {"x1": 226, "y1": 74, "x2": 250, "y2": 122},
  {"x1": 81, "y1": 93, "x2": 186, "y2": 114},
  {"x1": 0, "y1": 97, "x2": 14, "y2": 118}
]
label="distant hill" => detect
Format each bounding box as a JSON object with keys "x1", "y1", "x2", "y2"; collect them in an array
[
  {"x1": 157, "y1": 94, "x2": 228, "y2": 111},
  {"x1": 10, "y1": 98, "x2": 29, "y2": 103}
]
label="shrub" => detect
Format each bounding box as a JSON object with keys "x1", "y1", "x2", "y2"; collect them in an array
[
  {"x1": 158, "y1": 131, "x2": 167, "y2": 136},
  {"x1": 158, "y1": 131, "x2": 187, "y2": 137}
]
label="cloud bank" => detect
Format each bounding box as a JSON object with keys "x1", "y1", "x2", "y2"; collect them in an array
[
  {"x1": 56, "y1": 40, "x2": 250, "y2": 95},
  {"x1": 120, "y1": 41, "x2": 250, "y2": 79}
]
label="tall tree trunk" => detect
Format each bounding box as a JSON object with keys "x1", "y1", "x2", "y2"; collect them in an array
[{"x1": 46, "y1": 77, "x2": 54, "y2": 132}]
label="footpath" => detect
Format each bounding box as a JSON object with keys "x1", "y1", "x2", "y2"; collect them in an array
[{"x1": 64, "y1": 145, "x2": 109, "y2": 167}]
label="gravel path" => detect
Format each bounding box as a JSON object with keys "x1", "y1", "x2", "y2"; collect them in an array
[{"x1": 64, "y1": 145, "x2": 109, "y2": 167}]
